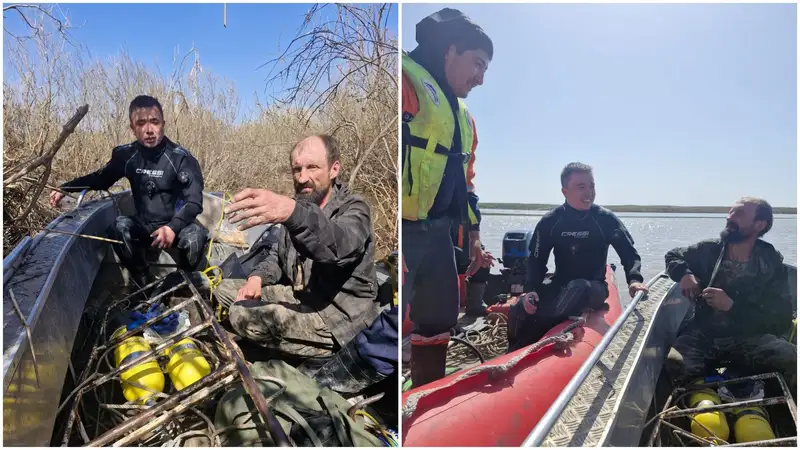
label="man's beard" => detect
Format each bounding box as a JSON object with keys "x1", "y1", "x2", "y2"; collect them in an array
[
  {"x1": 295, "y1": 181, "x2": 330, "y2": 205},
  {"x1": 720, "y1": 221, "x2": 747, "y2": 243}
]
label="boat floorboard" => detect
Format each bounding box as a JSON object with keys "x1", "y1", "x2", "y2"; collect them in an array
[{"x1": 542, "y1": 273, "x2": 674, "y2": 447}]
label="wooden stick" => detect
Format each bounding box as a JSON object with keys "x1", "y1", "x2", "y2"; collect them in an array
[
  {"x1": 4, "y1": 104, "x2": 89, "y2": 187},
  {"x1": 18, "y1": 176, "x2": 78, "y2": 199},
  {"x1": 30, "y1": 227, "x2": 123, "y2": 244}
]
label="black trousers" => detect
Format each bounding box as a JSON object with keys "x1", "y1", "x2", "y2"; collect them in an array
[
  {"x1": 107, "y1": 215, "x2": 208, "y2": 274},
  {"x1": 507, "y1": 279, "x2": 608, "y2": 352}
]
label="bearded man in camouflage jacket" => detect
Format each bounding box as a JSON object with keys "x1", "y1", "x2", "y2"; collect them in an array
[{"x1": 664, "y1": 197, "x2": 796, "y2": 393}]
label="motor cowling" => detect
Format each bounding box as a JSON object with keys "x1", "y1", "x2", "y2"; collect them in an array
[{"x1": 501, "y1": 230, "x2": 533, "y2": 294}]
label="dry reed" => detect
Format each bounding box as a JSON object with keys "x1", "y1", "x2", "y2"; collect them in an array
[{"x1": 3, "y1": 4, "x2": 398, "y2": 258}]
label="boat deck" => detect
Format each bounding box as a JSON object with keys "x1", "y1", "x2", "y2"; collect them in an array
[{"x1": 541, "y1": 272, "x2": 675, "y2": 447}]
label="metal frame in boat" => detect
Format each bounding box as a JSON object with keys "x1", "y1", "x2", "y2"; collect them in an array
[
  {"x1": 527, "y1": 264, "x2": 797, "y2": 447},
  {"x1": 3, "y1": 191, "x2": 268, "y2": 446},
  {"x1": 60, "y1": 271, "x2": 288, "y2": 447},
  {"x1": 646, "y1": 371, "x2": 796, "y2": 447}
]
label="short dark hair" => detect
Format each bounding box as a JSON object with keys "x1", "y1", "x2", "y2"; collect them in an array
[
  {"x1": 290, "y1": 134, "x2": 341, "y2": 168},
  {"x1": 740, "y1": 196, "x2": 773, "y2": 237},
  {"x1": 560, "y1": 162, "x2": 593, "y2": 188},
  {"x1": 416, "y1": 8, "x2": 494, "y2": 60},
  {"x1": 451, "y1": 29, "x2": 494, "y2": 60},
  {"x1": 317, "y1": 134, "x2": 341, "y2": 168},
  {"x1": 129, "y1": 95, "x2": 164, "y2": 121}
]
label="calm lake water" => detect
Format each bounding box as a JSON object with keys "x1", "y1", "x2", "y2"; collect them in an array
[{"x1": 480, "y1": 209, "x2": 797, "y2": 303}]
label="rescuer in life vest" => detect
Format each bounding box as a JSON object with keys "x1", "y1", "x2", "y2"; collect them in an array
[{"x1": 401, "y1": 8, "x2": 494, "y2": 387}]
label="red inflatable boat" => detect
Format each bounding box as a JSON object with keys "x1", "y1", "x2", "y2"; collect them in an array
[{"x1": 401, "y1": 265, "x2": 622, "y2": 447}]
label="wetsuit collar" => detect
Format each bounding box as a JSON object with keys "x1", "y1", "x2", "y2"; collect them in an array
[
  {"x1": 563, "y1": 202, "x2": 595, "y2": 215},
  {"x1": 134, "y1": 136, "x2": 169, "y2": 156}
]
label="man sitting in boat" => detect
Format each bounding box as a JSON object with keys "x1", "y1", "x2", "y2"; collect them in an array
[
  {"x1": 664, "y1": 197, "x2": 796, "y2": 392},
  {"x1": 50, "y1": 95, "x2": 208, "y2": 286},
  {"x1": 213, "y1": 134, "x2": 382, "y2": 368},
  {"x1": 507, "y1": 162, "x2": 649, "y2": 351}
]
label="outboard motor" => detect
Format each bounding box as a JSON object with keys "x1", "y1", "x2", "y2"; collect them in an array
[
  {"x1": 500, "y1": 230, "x2": 533, "y2": 295},
  {"x1": 501, "y1": 230, "x2": 533, "y2": 270}
]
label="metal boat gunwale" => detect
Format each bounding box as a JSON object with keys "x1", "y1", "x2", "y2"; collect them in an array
[
  {"x1": 522, "y1": 270, "x2": 675, "y2": 446},
  {"x1": 2, "y1": 190, "x2": 260, "y2": 446},
  {"x1": 531, "y1": 263, "x2": 797, "y2": 447},
  {"x1": 4, "y1": 197, "x2": 112, "y2": 391}
]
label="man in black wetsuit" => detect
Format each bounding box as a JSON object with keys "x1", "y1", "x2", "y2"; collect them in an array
[
  {"x1": 507, "y1": 162, "x2": 649, "y2": 351},
  {"x1": 50, "y1": 95, "x2": 208, "y2": 284}
]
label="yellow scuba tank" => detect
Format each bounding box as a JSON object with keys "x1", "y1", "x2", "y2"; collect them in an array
[
  {"x1": 112, "y1": 326, "x2": 165, "y2": 404},
  {"x1": 163, "y1": 338, "x2": 212, "y2": 391},
  {"x1": 731, "y1": 407, "x2": 775, "y2": 443},
  {"x1": 688, "y1": 379, "x2": 730, "y2": 443}
]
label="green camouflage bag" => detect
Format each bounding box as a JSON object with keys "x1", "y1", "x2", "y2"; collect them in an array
[{"x1": 214, "y1": 360, "x2": 384, "y2": 447}]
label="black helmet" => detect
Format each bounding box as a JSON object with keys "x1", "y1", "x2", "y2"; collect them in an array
[{"x1": 415, "y1": 8, "x2": 493, "y2": 60}]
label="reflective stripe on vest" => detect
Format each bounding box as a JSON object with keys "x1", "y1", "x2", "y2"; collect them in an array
[{"x1": 401, "y1": 53, "x2": 475, "y2": 222}]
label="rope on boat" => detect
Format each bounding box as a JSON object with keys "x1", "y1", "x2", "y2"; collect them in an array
[
  {"x1": 197, "y1": 192, "x2": 233, "y2": 321},
  {"x1": 446, "y1": 313, "x2": 509, "y2": 368},
  {"x1": 403, "y1": 315, "x2": 586, "y2": 421}
]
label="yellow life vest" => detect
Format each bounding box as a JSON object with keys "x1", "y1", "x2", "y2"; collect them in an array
[{"x1": 402, "y1": 52, "x2": 476, "y2": 225}]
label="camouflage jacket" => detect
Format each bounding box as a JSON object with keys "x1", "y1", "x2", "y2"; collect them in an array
[
  {"x1": 243, "y1": 182, "x2": 380, "y2": 347},
  {"x1": 665, "y1": 238, "x2": 792, "y2": 337}
]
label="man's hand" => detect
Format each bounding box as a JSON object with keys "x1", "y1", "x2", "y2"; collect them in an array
[
  {"x1": 628, "y1": 282, "x2": 649, "y2": 298},
  {"x1": 50, "y1": 190, "x2": 65, "y2": 208},
  {"x1": 465, "y1": 232, "x2": 493, "y2": 276},
  {"x1": 150, "y1": 226, "x2": 176, "y2": 249},
  {"x1": 702, "y1": 287, "x2": 733, "y2": 312},
  {"x1": 519, "y1": 291, "x2": 540, "y2": 315},
  {"x1": 226, "y1": 188, "x2": 296, "y2": 231},
  {"x1": 236, "y1": 276, "x2": 263, "y2": 301},
  {"x1": 480, "y1": 250, "x2": 496, "y2": 268},
  {"x1": 679, "y1": 273, "x2": 701, "y2": 299}
]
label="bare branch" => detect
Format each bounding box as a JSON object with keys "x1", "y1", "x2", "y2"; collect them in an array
[
  {"x1": 3, "y1": 4, "x2": 74, "y2": 45},
  {"x1": 348, "y1": 116, "x2": 397, "y2": 186},
  {"x1": 5, "y1": 104, "x2": 90, "y2": 186},
  {"x1": 4, "y1": 4, "x2": 399, "y2": 257},
  {"x1": 260, "y1": 3, "x2": 397, "y2": 124}
]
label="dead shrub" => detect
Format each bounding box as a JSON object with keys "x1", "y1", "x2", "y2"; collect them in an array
[{"x1": 3, "y1": 4, "x2": 398, "y2": 258}]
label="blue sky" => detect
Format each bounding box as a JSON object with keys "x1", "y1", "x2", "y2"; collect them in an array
[
  {"x1": 3, "y1": 3, "x2": 398, "y2": 119},
  {"x1": 403, "y1": 3, "x2": 797, "y2": 207}
]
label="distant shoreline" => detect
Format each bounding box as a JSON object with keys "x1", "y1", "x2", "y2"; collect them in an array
[{"x1": 479, "y1": 203, "x2": 797, "y2": 215}]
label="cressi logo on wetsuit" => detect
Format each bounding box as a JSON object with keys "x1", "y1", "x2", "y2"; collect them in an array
[
  {"x1": 561, "y1": 231, "x2": 589, "y2": 238},
  {"x1": 60, "y1": 137, "x2": 204, "y2": 233},
  {"x1": 120, "y1": 140, "x2": 203, "y2": 231},
  {"x1": 135, "y1": 168, "x2": 165, "y2": 178},
  {"x1": 526, "y1": 203, "x2": 644, "y2": 291}
]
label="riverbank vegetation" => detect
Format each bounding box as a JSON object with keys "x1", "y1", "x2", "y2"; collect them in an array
[{"x1": 3, "y1": 4, "x2": 398, "y2": 257}]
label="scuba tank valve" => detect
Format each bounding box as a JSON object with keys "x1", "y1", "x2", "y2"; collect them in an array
[{"x1": 687, "y1": 378, "x2": 730, "y2": 443}]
